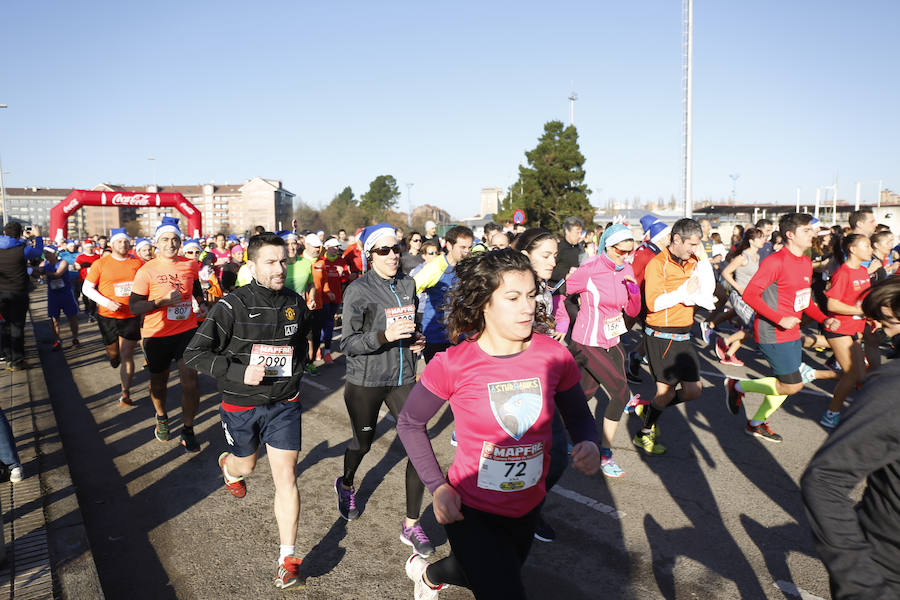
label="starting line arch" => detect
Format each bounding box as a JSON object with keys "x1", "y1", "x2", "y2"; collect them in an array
[{"x1": 49, "y1": 190, "x2": 202, "y2": 241}]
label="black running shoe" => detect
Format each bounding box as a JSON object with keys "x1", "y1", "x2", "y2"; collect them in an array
[
  {"x1": 745, "y1": 421, "x2": 783, "y2": 443},
  {"x1": 533, "y1": 516, "x2": 556, "y2": 542},
  {"x1": 724, "y1": 378, "x2": 743, "y2": 416},
  {"x1": 334, "y1": 477, "x2": 360, "y2": 520}
]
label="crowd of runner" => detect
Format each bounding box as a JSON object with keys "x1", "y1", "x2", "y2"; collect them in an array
[{"x1": 0, "y1": 208, "x2": 898, "y2": 598}]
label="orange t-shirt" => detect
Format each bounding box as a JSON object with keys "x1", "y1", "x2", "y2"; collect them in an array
[
  {"x1": 132, "y1": 257, "x2": 201, "y2": 338},
  {"x1": 85, "y1": 254, "x2": 145, "y2": 319}
]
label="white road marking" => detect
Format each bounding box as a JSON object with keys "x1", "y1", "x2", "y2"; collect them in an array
[
  {"x1": 302, "y1": 379, "x2": 330, "y2": 391},
  {"x1": 773, "y1": 580, "x2": 826, "y2": 600},
  {"x1": 550, "y1": 485, "x2": 625, "y2": 520}
]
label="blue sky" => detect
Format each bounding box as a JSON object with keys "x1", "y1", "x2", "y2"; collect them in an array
[{"x1": 1, "y1": 1, "x2": 897, "y2": 220}]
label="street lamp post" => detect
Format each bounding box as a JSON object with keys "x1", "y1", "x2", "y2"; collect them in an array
[
  {"x1": 406, "y1": 182, "x2": 414, "y2": 227},
  {"x1": 0, "y1": 104, "x2": 7, "y2": 227},
  {"x1": 148, "y1": 157, "x2": 157, "y2": 190}
]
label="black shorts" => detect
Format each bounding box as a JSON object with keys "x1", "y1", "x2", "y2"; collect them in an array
[
  {"x1": 96, "y1": 315, "x2": 141, "y2": 346},
  {"x1": 645, "y1": 332, "x2": 700, "y2": 386},
  {"x1": 143, "y1": 329, "x2": 197, "y2": 374},
  {"x1": 219, "y1": 399, "x2": 301, "y2": 457},
  {"x1": 824, "y1": 329, "x2": 861, "y2": 341}
]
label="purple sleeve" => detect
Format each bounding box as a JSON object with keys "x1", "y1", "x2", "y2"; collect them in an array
[
  {"x1": 397, "y1": 382, "x2": 449, "y2": 494},
  {"x1": 555, "y1": 383, "x2": 600, "y2": 447}
]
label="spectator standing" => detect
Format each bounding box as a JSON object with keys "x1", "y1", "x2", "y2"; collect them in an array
[{"x1": 0, "y1": 223, "x2": 43, "y2": 370}]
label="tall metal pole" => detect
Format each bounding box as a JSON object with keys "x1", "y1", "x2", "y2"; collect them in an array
[
  {"x1": 148, "y1": 157, "x2": 157, "y2": 189},
  {"x1": 0, "y1": 104, "x2": 7, "y2": 227},
  {"x1": 832, "y1": 183, "x2": 838, "y2": 226},
  {"x1": 814, "y1": 187, "x2": 821, "y2": 220},
  {"x1": 682, "y1": 0, "x2": 693, "y2": 218},
  {"x1": 796, "y1": 187, "x2": 801, "y2": 213},
  {"x1": 729, "y1": 173, "x2": 740, "y2": 202},
  {"x1": 406, "y1": 183, "x2": 414, "y2": 227},
  {"x1": 855, "y1": 181, "x2": 861, "y2": 211},
  {"x1": 877, "y1": 180, "x2": 883, "y2": 208},
  {"x1": 568, "y1": 92, "x2": 578, "y2": 126}
]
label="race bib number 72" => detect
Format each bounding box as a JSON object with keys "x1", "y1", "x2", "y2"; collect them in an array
[{"x1": 476, "y1": 441, "x2": 543, "y2": 492}]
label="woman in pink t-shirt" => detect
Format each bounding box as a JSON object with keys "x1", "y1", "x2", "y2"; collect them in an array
[{"x1": 397, "y1": 249, "x2": 601, "y2": 600}]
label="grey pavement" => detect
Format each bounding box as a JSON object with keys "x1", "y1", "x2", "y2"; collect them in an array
[{"x1": 21, "y1": 289, "x2": 854, "y2": 599}]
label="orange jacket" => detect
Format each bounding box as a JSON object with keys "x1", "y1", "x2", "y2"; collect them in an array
[{"x1": 644, "y1": 247, "x2": 698, "y2": 328}]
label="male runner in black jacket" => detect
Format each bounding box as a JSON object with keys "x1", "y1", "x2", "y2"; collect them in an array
[{"x1": 184, "y1": 232, "x2": 308, "y2": 590}]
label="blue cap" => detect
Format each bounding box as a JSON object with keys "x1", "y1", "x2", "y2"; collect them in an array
[
  {"x1": 155, "y1": 216, "x2": 182, "y2": 239},
  {"x1": 640, "y1": 214, "x2": 660, "y2": 235},
  {"x1": 360, "y1": 222, "x2": 396, "y2": 252},
  {"x1": 135, "y1": 237, "x2": 151, "y2": 249},
  {"x1": 183, "y1": 238, "x2": 201, "y2": 252}
]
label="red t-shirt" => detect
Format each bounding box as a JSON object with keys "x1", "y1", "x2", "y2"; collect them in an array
[
  {"x1": 631, "y1": 243, "x2": 659, "y2": 287},
  {"x1": 826, "y1": 263, "x2": 870, "y2": 336},
  {"x1": 743, "y1": 247, "x2": 827, "y2": 344},
  {"x1": 76, "y1": 252, "x2": 101, "y2": 281},
  {"x1": 419, "y1": 334, "x2": 581, "y2": 518}
]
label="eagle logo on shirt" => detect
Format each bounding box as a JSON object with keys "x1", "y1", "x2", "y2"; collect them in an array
[
  {"x1": 285, "y1": 307, "x2": 295, "y2": 320},
  {"x1": 487, "y1": 378, "x2": 543, "y2": 440}
]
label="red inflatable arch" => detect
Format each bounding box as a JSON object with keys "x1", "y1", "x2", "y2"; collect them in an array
[{"x1": 49, "y1": 189, "x2": 202, "y2": 241}]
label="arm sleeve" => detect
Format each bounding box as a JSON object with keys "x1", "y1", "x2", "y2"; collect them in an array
[
  {"x1": 339, "y1": 282, "x2": 389, "y2": 356},
  {"x1": 182, "y1": 298, "x2": 241, "y2": 380},
  {"x1": 555, "y1": 383, "x2": 600, "y2": 447},
  {"x1": 81, "y1": 280, "x2": 109, "y2": 306},
  {"x1": 803, "y1": 297, "x2": 827, "y2": 323},
  {"x1": 800, "y1": 374, "x2": 900, "y2": 599},
  {"x1": 23, "y1": 237, "x2": 44, "y2": 260},
  {"x1": 397, "y1": 382, "x2": 449, "y2": 494},
  {"x1": 742, "y1": 254, "x2": 782, "y2": 323}
]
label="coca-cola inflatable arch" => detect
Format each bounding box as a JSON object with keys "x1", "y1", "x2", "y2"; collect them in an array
[{"x1": 49, "y1": 190, "x2": 202, "y2": 241}]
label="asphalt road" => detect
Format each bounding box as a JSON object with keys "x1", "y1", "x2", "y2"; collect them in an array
[{"x1": 33, "y1": 303, "x2": 844, "y2": 600}]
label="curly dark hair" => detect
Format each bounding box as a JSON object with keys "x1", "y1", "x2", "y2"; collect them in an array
[{"x1": 443, "y1": 249, "x2": 549, "y2": 343}]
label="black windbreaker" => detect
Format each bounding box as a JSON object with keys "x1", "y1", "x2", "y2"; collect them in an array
[
  {"x1": 184, "y1": 279, "x2": 308, "y2": 407},
  {"x1": 801, "y1": 358, "x2": 900, "y2": 599}
]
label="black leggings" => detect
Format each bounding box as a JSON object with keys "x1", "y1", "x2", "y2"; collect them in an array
[
  {"x1": 426, "y1": 503, "x2": 539, "y2": 599},
  {"x1": 342, "y1": 382, "x2": 424, "y2": 520},
  {"x1": 570, "y1": 342, "x2": 630, "y2": 422}
]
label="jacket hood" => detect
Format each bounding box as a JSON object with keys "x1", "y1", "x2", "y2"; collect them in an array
[{"x1": 0, "y1": 236, "x2": 24, "y2": 250}]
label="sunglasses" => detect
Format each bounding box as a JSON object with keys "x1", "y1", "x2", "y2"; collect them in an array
[
  {"x1": 371, "y1": 245, "x2": 402, "y2": 256},
  {"x1": 611, "y1": 245, "x2": 635, "y2": 256},
  {"x1": 410, "y1": 238, "x2": 422, "y2": 243},
  {"x1": 184, "y1": 250, "x2": 200, "y2": 255},
  {"x1": 424, "y1": 251, "x2": 438, "y2": 256}
]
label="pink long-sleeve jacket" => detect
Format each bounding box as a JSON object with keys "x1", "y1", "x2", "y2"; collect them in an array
[{"x1": 565, "y1": 254, "x2": 641, "y2": 348}]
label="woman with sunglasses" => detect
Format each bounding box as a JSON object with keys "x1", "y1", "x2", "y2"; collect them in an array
[
  {"x1": 335, "y1": 223, "x2": 435, "y2": 556},
  {"x1": 563, "y1": 224, "x2": 642, "y2": 478},
  {"x1": 401, "y1": 231, "x2": 425, "y2": 274},
  {"x1": 397, "y1": 249, "x2": 600, "y2": 600}
]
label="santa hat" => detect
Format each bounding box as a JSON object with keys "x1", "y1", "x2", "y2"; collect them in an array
[
  {"x1": 155, "y1": 216, "x2": 181, "y2": 240},
  {"x1": 183, "y1": 239, "x2": 201, "y2": 252},
  {"x1": 360, "y1": 222, "x2": 396, "y2": 252},
  {"x1": 109, "y1": 228, "x2": 129, "y2": 244}
]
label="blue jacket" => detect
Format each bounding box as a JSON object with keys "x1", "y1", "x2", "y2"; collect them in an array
[{"x1": 0, "y1": 235, "x2": 44, "y2": 259}]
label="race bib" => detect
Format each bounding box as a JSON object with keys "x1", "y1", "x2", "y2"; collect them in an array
[
  {"x1": 113, "y1": 281, "x2": 133, "y2": 297},
  {"x1": 166, "y1": 301, "x2": 191, "y2": 321},
  {"x1": 794, "y1": 288, "x2": 811, "y2": 312},
  {"x1": 49, "y1": 278, "x2": 65, "y2": 290},
  {"x1": 385, "y1": 304, "x2": 415, "y2": 326},
  {"x1": 603, "y1": 314, "x2": 627, "y2": 338},
  {"x1": 249, "y1": 344, "x2": 293, "y2": 377},
  {"x1": 476, "y1": 441, "x2": 543, "y2": 492}
]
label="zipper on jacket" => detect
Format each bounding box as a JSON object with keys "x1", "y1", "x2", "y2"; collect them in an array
[{"x1": 389, "y1": 281, "x2": 403, "y2": 386}]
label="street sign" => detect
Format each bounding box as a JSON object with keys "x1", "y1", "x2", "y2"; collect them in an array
[{"x1": 513, "y1": 209, "x2": 526, "y2": 225}]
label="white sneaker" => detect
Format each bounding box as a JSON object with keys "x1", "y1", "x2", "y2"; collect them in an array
[
  {"x1": 9, "y1": 466, "x2": 23, "y2": 483},
  {"x1": 405, "y1": 553, "x2": 443, "y2": 599}
]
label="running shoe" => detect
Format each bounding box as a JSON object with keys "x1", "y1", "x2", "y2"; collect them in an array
[
  {"x1": 715, "y1": 336, "x2": 728, "y2": 362},
  {"x1": 405, "y1": 553, "x2": 446, "y2": 600},
  {"x1": 315, "y1": 348, "x2": 323, "y2": 360},
  {"x1": 218, "y1": 452, "x2": 247, "y2": 498},
  {"x1": 305, "y1": 363, "x2": 319, "y2": 376},
  {"x1": 9, "y1": 466, "x2": 23, "y2": 483},
  {"x1": 110, "y1": 356, "x2": 121, "y2": 369},
  {"x1": 7, "y1": 360, "x2": 28, "y2": 372},
  {"x1": 825, "y1": 356, "x2": 842, "y2": 373},
  {"x1": 449, "y1": 430, "x2": 458, "y2": 447},
  {"x1": 51, "y1": 341, "x2": 62, "y2": 352},
  {"x1": 323, "y1": 351, "x2": 334, "y2": 365},
  {"x1": 601, "y1": 456, "x2": 625, "y2": 478},
  {"x1": 819, "y1": 412, "x2": 841, "y2": 430},
  {"x1": 400, "y1": 521, "x2": 435, "y2": 557},
  {"x1": 632, "y1": 431, "x2": 666, "y2": 455},
  {"x1": 745, "y1": 421, "x2": 783, "y2": 443},
  {"x1": 724, "y1": 353, "x2": 745, "y2": 367},
  {"x1": 334, "y1": 477, "x2": 360, "y2": 520},
  {"x1": 274, "y1": 556, "x2": 305, "y2": 590},
  {"x1": 799, "y1": 362, "x2": 817, "y2": 384},
  {"x1": 180, "y1": 429, "x2": 201, "y2": 453},
  {"x1": 154, "y1": 416, "x2": 170, "y2": 442},
  {"x1": 623, "y1": 393, "x2": 648, "y2": 415},
  {"x1": 118, "y1": 393, "x2": 134, "y2": 407},
  {"x1": 533, "y1": 516, "x2": 556, "y2": 542},
  {"x1": 625, "y1": 351, "x2": 643, "y2": 383},
  {"x1": 699, "y1": 321, "x2": 712, "y2": 345},
  {"x1": 724, "y1": 378, "x2": 743, "y2": 416},
  {"x1": 71, "y1": 338, "x2": 81, "y2": 348}
]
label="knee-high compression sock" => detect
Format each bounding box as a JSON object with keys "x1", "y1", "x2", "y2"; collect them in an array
[
  {"x1": 641, "y1": 403, "x2": 665, "y2": 433},
  {"x1": 750, "y1": 395, "x2": 788, "y2": 425},
  {"x1": 737, "y1": 377, "x2": 779, "y2": 396},
  {"x1": 670, "y1": 390, "x2": 685, "y2": 406}
]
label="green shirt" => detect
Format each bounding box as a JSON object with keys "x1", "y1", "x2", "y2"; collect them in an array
[{"x1": 285, "y1": 257, "x2": 314, "y2": 296}]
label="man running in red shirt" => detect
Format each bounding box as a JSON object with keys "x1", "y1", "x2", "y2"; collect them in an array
[{"x1": 725, "y1": 213, "x2": 840, "y2": 442}]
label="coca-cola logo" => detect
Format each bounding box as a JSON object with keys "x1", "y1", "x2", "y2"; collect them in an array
[
  {"x1": 178, "y1": 202, "x2": 195, "y2": 215},
  {"x1": 63, "y1": 198, "x2": 80, "y2": 213},
  {"x1": 111, "y1": 193, "x2": 151, "y2": 206}
]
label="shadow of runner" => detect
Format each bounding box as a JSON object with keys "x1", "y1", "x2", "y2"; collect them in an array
[
  {"x1": 299, "y1": 517, "x2": 348, "y2": 578},
  {"x1": 740, "y1": 515, "x2": 821, "y2": 600}
]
